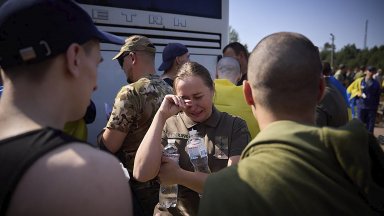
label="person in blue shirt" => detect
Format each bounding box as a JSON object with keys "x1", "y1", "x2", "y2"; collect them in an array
[{"x1": 348, "y1": 66, "x2": 381, "y2": 133}]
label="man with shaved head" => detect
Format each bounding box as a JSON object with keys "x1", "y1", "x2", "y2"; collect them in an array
[
  {"x1": 214, "y1": 57, "x2": 259, "y2": 138},
  {"x1": 216, "y1": 57, "x2": 241, "y2": 84},
  {"x1": 199, "y1": 32, "x2": 384, "y2": 216}
]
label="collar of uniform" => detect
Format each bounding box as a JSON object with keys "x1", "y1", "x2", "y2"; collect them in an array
[
  {"x1": 144, "y1": 73, "x2": 160, "y2": 80},
  {"x1": 179, "y1": 106, "x2": 220, "y2": 129},
  {"x1": 135, "y1": 73, "x2": 159, "y2": 84}
]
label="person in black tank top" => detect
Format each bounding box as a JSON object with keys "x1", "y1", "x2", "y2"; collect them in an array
[{"x1": 0, "y1": 0, "x2": 132, "y2": 215}]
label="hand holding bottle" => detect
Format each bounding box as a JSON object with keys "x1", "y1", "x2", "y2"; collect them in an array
[
  {"x1": 158, "y1": 156, "x2": 182, "y2": 185},
  {"x1": 159, "y1": 139, "x2": 179, "y2": 209}
]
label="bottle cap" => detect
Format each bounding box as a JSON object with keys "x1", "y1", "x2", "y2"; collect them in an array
[{"x1": 189, "y1": 129, "x2": 197, "y2": 136}]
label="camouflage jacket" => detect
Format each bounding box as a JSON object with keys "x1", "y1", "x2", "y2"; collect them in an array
[{"x1": 106, "y1": 74, "x2": 173, "y2": 171}]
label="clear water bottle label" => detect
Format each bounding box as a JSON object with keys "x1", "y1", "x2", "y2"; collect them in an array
[
  {"x1": 164, "y1": 153, "x2": 179, "y2": 163},
  {"x1": 199, "y1": 144, "x2": 207, "y2": 157},
  {"x1": 187, "y1": 139, "x2": 207, "y2": 159},
  {"x1": 187, "y1": 144, "x2": 200, "y2": 159}
]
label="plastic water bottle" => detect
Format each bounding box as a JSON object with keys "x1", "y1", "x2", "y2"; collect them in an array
[
  {"x1": 159, "y1": 139, "x2": 179, "y2": 209},
  {"x1": 186, "y1": 129, "x2": 211, "y2": 174}
]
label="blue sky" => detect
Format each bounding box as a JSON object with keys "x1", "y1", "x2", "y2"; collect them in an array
[{"x1": 229, "y1": 0, "x2": 384, "y2": 51}]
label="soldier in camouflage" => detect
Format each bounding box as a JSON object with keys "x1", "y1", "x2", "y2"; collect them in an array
[{"x1": 99, "y1": 35, "x2": 173, "y2": 216}]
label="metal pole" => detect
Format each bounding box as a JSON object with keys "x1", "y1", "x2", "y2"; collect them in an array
[
  {"x1": 330, "y1": 33, "x2": 335, "y2": 70},
  {"x1": 364, "y1": 20, "x2": 368, "y2": 49}
]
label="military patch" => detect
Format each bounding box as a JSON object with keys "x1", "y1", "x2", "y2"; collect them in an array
[
  {"x1": 213, "y1": 136, "x2": 229, "y2": 159},
  {"x1": 167, "y1": 132, "x2": 189, "y2": 139}
]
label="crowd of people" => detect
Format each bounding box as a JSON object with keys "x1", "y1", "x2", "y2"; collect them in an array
[{"x1": 0, "y1": 0, "x2": 383, "y2": 216}]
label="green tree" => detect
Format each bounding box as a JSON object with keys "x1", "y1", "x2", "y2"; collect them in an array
[
  {"x1": 335, "y1": 44, "x2": 358, "y2": 68},
  {"x1": 320, "y1": 42, "x2": 334, "y2": 64},
  {"x1": 368, "y1": 45, "x2": 384, "y2": 69},
  {"x1": 321, "y1": 43, "x2": 384, "y2": 71},
  {"x1": 228, "y1": 26, "x2": 250, "y2": 52},
  {"x1": 323, "y1": 42, "x2": 333, "y2": 50},
  {"x1": 229, "y1": 25, "x2": 239, "y2": 43}
]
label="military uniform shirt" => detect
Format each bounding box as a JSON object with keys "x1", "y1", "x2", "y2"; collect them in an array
[
  {"x1": 160, "y1": 106, "x2": 250, "y2": 215},
  {"x1": 107, "y1": 74, "x2": 173, "y2": 171}
]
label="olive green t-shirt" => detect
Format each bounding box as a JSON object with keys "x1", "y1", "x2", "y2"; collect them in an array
[{"x1": 199, "y1": 120, "x2": 382, "y2": 216}]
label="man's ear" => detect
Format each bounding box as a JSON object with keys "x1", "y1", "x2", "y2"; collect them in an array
[
  {"x1": 130, "y1": 52, "x2": 137, "y2": 65},
  {"x1": 66, "y1": 43, "x2": 82, "y2": 77},
  {"x1": 243, "y1": 80, "x2": 255, "y2": 106},
  {"x1": 317, "y1": 76, "x2": 326, "y2": 102},
  {"x1": 175, "y1": 56, "x2": 181, "y2": 65}
]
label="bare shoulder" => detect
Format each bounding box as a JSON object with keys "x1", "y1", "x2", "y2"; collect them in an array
[{"x1": 6, "y1": 142, "x2": 132, "y2": 216}]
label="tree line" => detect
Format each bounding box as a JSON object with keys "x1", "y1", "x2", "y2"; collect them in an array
[
  {"x1": 320, "y1": 43, "x2": 383, "y2": 71},
  {"x1": 229, "y1": 26, "x2": 383, "y2": 71}
]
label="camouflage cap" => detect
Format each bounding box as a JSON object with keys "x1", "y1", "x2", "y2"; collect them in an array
[{"x1": 112, "y1": 35, "x2": 156, "y2": 60}]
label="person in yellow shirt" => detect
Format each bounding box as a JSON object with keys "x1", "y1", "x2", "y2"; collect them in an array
[
  {"x1": 214, "y1": 57, "x2": 259, "y2": 138},
  {"x1": 64, "y1": 100, "x2": 96, "y2": 141}
]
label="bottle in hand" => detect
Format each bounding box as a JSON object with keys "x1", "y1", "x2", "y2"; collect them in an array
[
  {"x1": 159, "y1": 139, "x2": 179, "y2": 208},
  {"x1": 186, "y1": 129, "x2": 211, "y2": 174}
]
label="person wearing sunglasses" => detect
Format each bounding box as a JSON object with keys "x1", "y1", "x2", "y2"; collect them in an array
[{"x1": 99, "y1": 35, "x2": 173, "y2": 216}]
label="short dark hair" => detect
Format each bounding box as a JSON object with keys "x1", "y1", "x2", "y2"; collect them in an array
[
  {"x1": 322, "y1": 61, "x2": 332, "y2": 76},
  {"x1": 248, "y1": 32, "x2": 322, "y2": 114},
  {"x1": 367, "y1": 66, "x2": 377, "y2": 72},
  {"x1": 223, "y1": 42, "x2": 249, "y2": 59}
]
